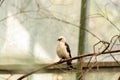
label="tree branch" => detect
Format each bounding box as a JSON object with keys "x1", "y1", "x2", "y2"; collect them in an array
[{"x1": 17, "y1": 49, "x2": 120, "y2": 80}]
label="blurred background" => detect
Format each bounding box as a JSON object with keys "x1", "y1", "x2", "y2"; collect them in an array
[{"x1": 0, "y1": 0, "x2": 119, "y2": 80}]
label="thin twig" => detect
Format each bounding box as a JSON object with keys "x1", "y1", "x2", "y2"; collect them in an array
[
  {"x1": 109, "y1": 35, "x2": 120, "y2": 65},
  {"x1": 78, "y1": 41, "x2": 110, "y2": 80},
  {"x1": 0, "y1": 0, "x2": 5, "y2": 7},
  {"x1": 94, "y1": 2, "x2": 120, "y2": 32}
]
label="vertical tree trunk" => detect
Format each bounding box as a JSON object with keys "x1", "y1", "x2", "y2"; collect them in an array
[{"x1": 77, "y1": 0, "x2": 89, "y2": 80}]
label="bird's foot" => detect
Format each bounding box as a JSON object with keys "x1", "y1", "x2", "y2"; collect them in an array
[{"x1": 59, "y1": 59, "x2": 64, "y2": 62}]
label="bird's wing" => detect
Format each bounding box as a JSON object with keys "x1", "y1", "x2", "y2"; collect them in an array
[{"x1": 65, "y1": 42, "x2": 72, "y2": 58}]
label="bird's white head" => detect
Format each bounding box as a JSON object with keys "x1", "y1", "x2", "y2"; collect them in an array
[{"x1": 57, "y1": 36, "x2": 66, "y2": 43}]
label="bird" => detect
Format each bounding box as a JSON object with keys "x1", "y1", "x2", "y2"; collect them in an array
[{"x1": 56, "y1": 36, "x2": 73, "y2": 69}]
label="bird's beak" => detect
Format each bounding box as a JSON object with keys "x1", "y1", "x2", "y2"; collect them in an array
[{"x1": 57, "y1": 39, "x2": 60, "y2": 41}]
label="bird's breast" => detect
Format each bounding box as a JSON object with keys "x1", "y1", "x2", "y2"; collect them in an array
[{"x1": 56, "y1": 42, "x2": 69, "y2": 58}]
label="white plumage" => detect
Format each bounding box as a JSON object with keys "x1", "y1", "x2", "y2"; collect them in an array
[{"x1": 57, "y1": 40, "x2": 69, "y2": 59}]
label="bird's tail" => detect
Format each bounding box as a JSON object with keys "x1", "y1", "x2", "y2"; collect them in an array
[{"x1": 67, "y1": 60, "x2": 73, "y2": 69}]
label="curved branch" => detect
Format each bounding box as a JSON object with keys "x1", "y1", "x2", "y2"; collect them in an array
[{"x1": 17, "y1": 49, "x2": 120, "y2": 80}]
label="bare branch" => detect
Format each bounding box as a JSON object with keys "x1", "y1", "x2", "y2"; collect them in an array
[
  {"x1": 109, "y1": 35, "x2": 120, "y2": 65},
  {"x1": 94, "y1": 2, "x2": 120, "y2": 32},
  {"x1": 17, "y1": 49, "x2": 120, "y2": 80},
  {"x1": 0, "y1": 0, "x2": 5, "y2": 7}
]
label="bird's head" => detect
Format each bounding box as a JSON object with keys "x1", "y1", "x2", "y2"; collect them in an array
[{"x1": 57, "y1": 36, "x2": 66, "y2": 43}]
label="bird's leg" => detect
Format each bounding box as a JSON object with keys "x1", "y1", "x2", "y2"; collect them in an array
[
  {"x1": 59, "y1": 58, "x2": 64, "y2": 62},
  {"x1": 59, "y1": 57, "x2": 66, "y2": 62}
]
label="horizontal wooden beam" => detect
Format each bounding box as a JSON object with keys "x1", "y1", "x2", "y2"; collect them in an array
[
  {"x1": 0, "y1": 62, "x2": 119, "y2": 74},
  {"x1": 82, "y1": 62, "x2": 120, "y2": 70}
]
